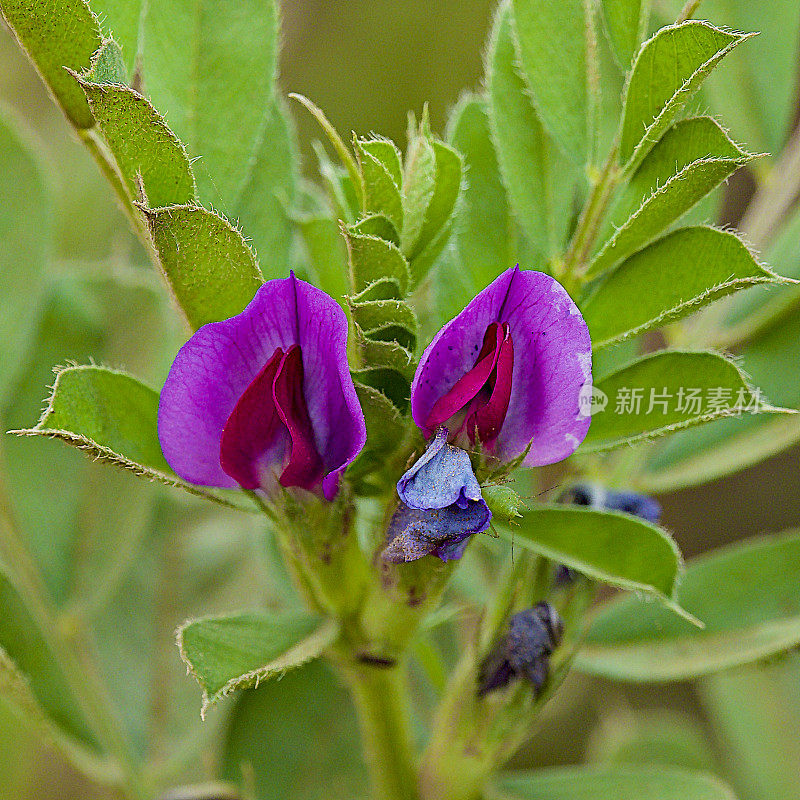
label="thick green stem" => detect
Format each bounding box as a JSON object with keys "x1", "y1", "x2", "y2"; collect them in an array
[{"x1": 340, "y1": 663, "x2": 420, "y2": 800}]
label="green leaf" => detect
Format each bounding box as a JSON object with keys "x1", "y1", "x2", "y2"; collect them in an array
[
  {"x1": 142, "y1": 204, "x2": 264, "y2": 329},
  {"x1": 84, "y1": 37, "x2": 127, "y2": 84},
  {"x1": 619, "y1": 21, "x2": 752, "y2": 169},
  {"x1": 298, "y1": 215, "x2": 350, "y2": 302},
  {"x1": 497, "y1": 506, "x2": 681, "y2": 599},
  {"x1": 409, "y1": 140, "x2": 462, "y2": 266},
  {"x1": 359, "y1": 137, "x2": 403, "y2": 187},
  {"x1": 12, "y1": 365, "x2": 233, "y2": 505},
  {"x1": 356, "y1": 137, "x2": 404, "y2": 235},
  {"x1": 487, "y1": 765, "x2": 736, "y2": 800},
  {"x1": 350, "y1": 300, "x2": 417, "y2": 339},
  {"x1": 448, "y1": 95, "x2": 512, "y2": 294},
  {"x1": 487, "y1": 2, "x2": 579, "y2": 260},
  {"x1": 0, "y1": 110, "x2": 50, "y2": 407},
  {"x1": 582, "y1": 227, "x2": 784, "y2": 348},
  {"x1": 401, "y1": 119, "x2": 437, "y2": 257},
  {"x1": 350, "y1": 213, "x2": 401, "y2": 247},
  {"x1": 576, "y1": 530, "x2": 800, "y2": 682},
  {"x1": 78, "y1": 80, "x2": 197, "y2": 208},
  {"x1": 0, "y1": 565, "x2": 107, "y2": 771},
  {"x1": 601, "y1": 0, "x2": 651, "y2": 68},
  {"x1": 639, "y1": 301, "x2": 800, "y2": 490},
  {"x1": 589, "y1": 149, "x2": 752, "y2": 277},
  {"x1": 1, "y1": 0, "x2": 102, "y2": 128},
  {"x1": 143, "y1": 0, "x2": 279, "y2": 210},
  {"x1": 178, "y1": 611, "x2": 339, "y2": 716},
  {"x1": 587, "y1": 710, "x2": 717, "y2": 772},
  {"x1": 233, "y1": 98, "x2": 298, "y2": 279},
  {"x1": 694, "y1": 0, "x2": 800, "y2": 157},
  {"x1": 512, "y1": 0, "x2": 595, "y2": 162},
  {"x1": 607, "y1": 116, "x2": 753, "y2": 241},
  {"x1": 583, "y1": 350, "x2": 782, "y2": 451},
  {"x1": 344, "y1": 230, "x2": 410, "y2": 296},
  {"x1": 88, "y1": 0, "x2": 144, "y2": 75},
  {"x1": 700, "y1": 651, "x2": 800, "y2": 800},
  {"x1": 221, "y1": 660, "x2": 367, "y2": 800}
]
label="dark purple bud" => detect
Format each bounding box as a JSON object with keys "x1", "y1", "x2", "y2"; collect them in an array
[
  {"x1": 158, "y1": 274, "x2": 366, "y2": 500},
  {"x1": 478, "y1": 602, "x2": 564, "y2": 697},
  {"x1": 558, "y1": 483, "x2": 661, "y2": 524},
  {"x1": 411, "y1": 267, "x2": 592, "y2": 465}
]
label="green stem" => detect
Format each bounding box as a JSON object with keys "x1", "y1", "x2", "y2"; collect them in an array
[
  {"x1": 339, "y1": 663, "x2": 420, "y2": 800},
  {"x1": 676, "y1": 0, "x2": 703, "y2": 23},
  {"x1": 561, "y1": 142, "x2": 621, "y2": 284}
]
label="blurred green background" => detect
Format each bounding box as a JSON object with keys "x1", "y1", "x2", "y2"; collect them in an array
[{"x1": 1, "y1": 1, "x2": 799, "y2": 798}]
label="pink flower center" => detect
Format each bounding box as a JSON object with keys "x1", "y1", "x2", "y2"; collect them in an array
[
  {"x1": 219, "y1": 345, "x2": 324, "y2": 493},
  {"x1": 425, "y1": 321, "x2": 514, "y2": 447}
]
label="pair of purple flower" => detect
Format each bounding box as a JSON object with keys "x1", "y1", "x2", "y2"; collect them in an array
[{"x1": 158, "y1": 267, "x2": 592, "y2": 562}]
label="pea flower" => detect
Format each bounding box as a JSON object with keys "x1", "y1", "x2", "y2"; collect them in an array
[
  {"x1": 158, "y1": 274, "x2": 366, "y2": 501},
  {"x1": 411, "y1": 266, "x2": 592, "y2": 465},
  {"x1": 478, "y1": 602, "x2": 564, "y2": 696},
  {"x1": 383, "y1": 267, "x2": 592, "y2": 564},
  {"x1": 382, "y1": 428, "x2": 491, "y2": 563}
]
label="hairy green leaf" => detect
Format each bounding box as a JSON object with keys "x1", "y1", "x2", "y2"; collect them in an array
[
  {"x1": 1, "y1": 0, "x2": 102, "y2": 128},
  {"x1": 583, "y1": 350, "x2": 784, "y2": 451},
  {"x1": 583, "y1": 227, "x2": 783, "y2": 348},
  {"x1": 356, "y1": 137, "x2": 404, "y2": 235},
  {"x1": 12, "y1": 365, "x2": 234, "y2": 505},
  {"x1": 576, "y1": 530, "x2": 800, "y2": 682},
  {"x1": 619, "y1": 21, "x2": 752, "y2": 169},
  {"x1": 601, "y1": 0, "x2": 651, "y2": 68},
  {"x1": 178, "y1": 611, "x2": 338, "y2": 715},
  {"x1": 401, "y1": 120, "x2": 437, "y2": 257},
  {"x1": 79, "y1": 80, "x2": 196, "y2": 208},
  {"x1": 143, "y1": 204, "x2": 263, "y2": 329},
  {"x1": 344, "y1": 230, "x2": 410, "y2": 296},
  {"x1": 144, "y1": 0, "x2": 279, "y2": 210},
  {"x1": 512, "y1": 0, "x2": 595, "y2": 162},
  {"x1": 487, "y1": 2, "x2": 578, "y2": 260},
  {"x1": 448, "y1": 95, "x2": 512, "y2": 293},
  {"x1": 0, "y1": 111, "x2": 50, "y2": 406},
  {"x1": 84, "y1": 37, "x2": 127, "y2": 84},
  {"x1": 488, "y1": 765, "x2": 736, "y2": 800},
  {"x1": 89, "y1": 0, "x2": 144, "y2": 74},
  {"x1": 498, "y1": 506, "x2": 681, "y2": 599},
  {"x1": 233, "y1": 98, "x2": 298, "y2": 279}
]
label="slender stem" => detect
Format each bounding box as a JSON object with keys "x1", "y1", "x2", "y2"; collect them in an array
[
  {"x1": 561, "y1": 142, "x2": 621, "y2": 284},
  {"x1": 738, "y1": 123, "x2": 800, "y2": 251},
  {"x1": 340, "y1": 663, "x2": 420, "y2": 800},
  {"x1": 676, "y1": 0, "x2": 703, "y2": 23}
]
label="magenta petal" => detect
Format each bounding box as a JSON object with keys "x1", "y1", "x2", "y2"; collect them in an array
[
  {"x1": 158, "y1": 274, "x2": 366, "y2": 498},
  {"x1": 411, "y1": 267, "x2": 592, "y2": 466},
  {"x1": 219, "y1": 348, "x2": 286, "y2": 491}
]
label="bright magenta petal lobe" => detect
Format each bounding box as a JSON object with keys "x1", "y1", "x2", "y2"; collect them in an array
[
  {"x1": 411, "y1": 267, "x2": 592, "y2": 466},
  {"x1": 158, "y1": 275, "x2": 366, "y2": 500}
]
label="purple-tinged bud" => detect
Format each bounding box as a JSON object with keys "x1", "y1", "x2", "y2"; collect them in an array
[{"x1": 478, "y1": 602, "x2": 564, "y2": 696}]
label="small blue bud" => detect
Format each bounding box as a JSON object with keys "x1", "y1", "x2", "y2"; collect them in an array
[
  {"x1": 558, "y1": 483, "x2": 661, "y2": 524},
  {"x1": 478, "y1": 602, "x2": 564, "y2": 697}
]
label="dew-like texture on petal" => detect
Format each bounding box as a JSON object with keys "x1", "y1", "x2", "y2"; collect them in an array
[
  {"x1": 158, "y1": 274, "x2": 366, "y2": 499},
  {"x1": 411, "y1": 267, "x2": 592, "y2": 466},
  {"x1": 396, "y1": 428, "x2": 483, "y2": 510},
  {"x1": 381, "y1": 500, "x2": 491, "y2": 563}
]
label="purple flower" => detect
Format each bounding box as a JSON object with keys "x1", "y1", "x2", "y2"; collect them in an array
[
  {"x1": 158, "y1": 274, "x2": 366, "y2": 500},
  {"x1": 411, "y1": 266, "x2": 592, "y2": 466},
  {"x1": 383, "y1": 428, "x2": 492, "y2": 563}
]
